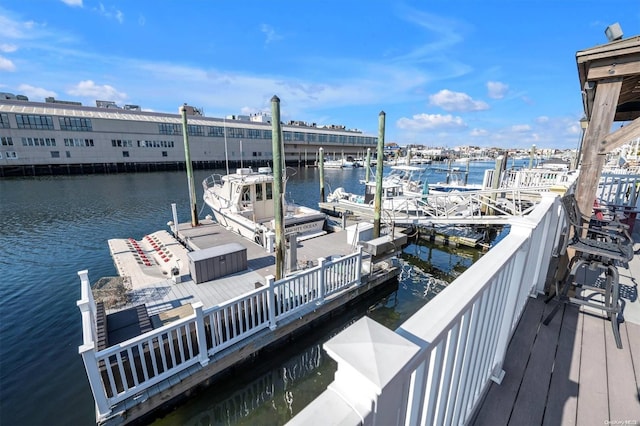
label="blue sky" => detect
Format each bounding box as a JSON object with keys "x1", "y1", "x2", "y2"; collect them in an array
[{"x1": 0, "y1": 1, "x2": 637, "y2": 149}]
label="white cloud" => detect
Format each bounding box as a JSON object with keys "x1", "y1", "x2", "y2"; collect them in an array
[
  {"x1": 429, "y1": 89, "x2": 489, "y2": 112},
  {"x1": 0, "y1": 14, "x2": 39, "y2": 39},
  {"x1": 17, "y1": 84, "x2": 57, "y2": 99},
  {"x1": 470, "y1": 128, "x2": 488, "y2": 137},
  {"x1": 96, "y1": 3, "x2": 124, "y2": 23},
  {"x1": 510, "y1": 124, "x2": 531, "y2": 132},
  {"x1": 487, "y1": 81, "x2": 508, "y2": 99},
  {"x1": 397, "y1": 113, "x2": 466, "y2": 131},
  {"x1": 61, "y1": 0, "x2": 83, "y2": 7},
  {"x1": 67, "y1": 80, "x2": 127, "y2": 102},
  {"x1": 0, "y1": 43, "x2": 17, "y2": 53},
  {"x1": 0, "y1": 55, "x2": 15, "y2": 71},
  {"x1": 260, "y1": 24, "x2": 283, "y2": 44}
]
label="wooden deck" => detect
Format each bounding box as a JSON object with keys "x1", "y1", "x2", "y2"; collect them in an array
[
  {"x1": 105, "y1": 220, "x2": 364, "y2": 315},
  {"x1": 471, "y1": 223, "x2": 640, "y2": 425}
]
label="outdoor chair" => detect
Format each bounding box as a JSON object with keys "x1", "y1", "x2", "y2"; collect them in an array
[{"x1": 544, "y1": 193, "x2": 634, "y2": 349}]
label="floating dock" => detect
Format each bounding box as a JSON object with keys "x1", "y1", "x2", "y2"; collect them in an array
[{"x1": 80, "y1": 219, "x2": 407, "y2": 426}]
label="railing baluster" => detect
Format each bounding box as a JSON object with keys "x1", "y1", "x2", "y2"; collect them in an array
[{"x1": 126, "y1": 347, "x2": 139, "y2": 387}]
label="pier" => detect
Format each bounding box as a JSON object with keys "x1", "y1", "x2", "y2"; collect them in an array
[{"x1": 78, "y1": 219, "x2": 407, "y2": 426}]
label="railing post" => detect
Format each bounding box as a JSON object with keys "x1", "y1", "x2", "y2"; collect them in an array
[
  {"x1": 79, "y1": 343, "x2": 112, "y2": 419},
  {"x1": 77, "y1": 270, "x2": 96, "y2": 345},
  {"x1": 324, "y1": 317, "x2": 420, "y2": 426},
  {"x1": 355, "y1": 246, "x2": 362, "y2": 285},
  {"x1": 77, "y1": 301, "x2": 94, "y2": 345},
  {"x1": 490, "y1": 220, "x2": 532, "y2": 384},
  {"x1": 317, "y1": 257, "x2": 326, "y2": 304},
  {"x1": 192, "y1": 302, "x2": 209, "y2": 366},
  {"x1": 266, "y1": 275, "x2": 277, "y2": 330}
]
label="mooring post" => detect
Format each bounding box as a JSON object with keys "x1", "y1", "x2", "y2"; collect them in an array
[
  {"x1": 365, "y1": 147, "x2": 371, "y2": 182},
  {"x1": 319, "y1": 147, "x2": 325, "y2": 202},
  {"x1": 180, "y1": 104, "x2": 199, "y2": 227},
  {"x1": 271, "y1": 96, "x2": 285, "y2": 280},
  {"x1": 373, "y1": 111, "x2": 386, "y2": 238},
  {"x1": 529, "y1": 144, "x2": 536, "y2": 169}
]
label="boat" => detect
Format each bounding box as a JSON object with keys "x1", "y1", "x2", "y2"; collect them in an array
[
  {"x1": 383, "y1": 165, "x2": 431, "y2": 197},
  {"x1": 427, "y1": 166, "x2": 483, "y2": 194},
  {"x1": 327, "y1": 178, "x2": 425, "y2": 214},
  {"x1": 323, "y1": 158, "x2": 355, "y2": 169},
  {"x1": 203, "y1": 167, "x2": 327, "y2": 248}
]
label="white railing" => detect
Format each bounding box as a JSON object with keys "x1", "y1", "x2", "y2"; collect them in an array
[
  {"x1": 78, "y1": 248, "x2": 364, "y2": 421},
  {"x1": 287, "y1": 192, "x2": 563, "y2": 426},
  {"x1": 597, "y1": 172, "x2": 640, "y2": 209},
  {"x1": 487, "y1": 168, "x2": 572, "y2": 189}
]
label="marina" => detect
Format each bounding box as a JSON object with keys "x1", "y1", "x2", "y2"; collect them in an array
[
  {"x1": 2, "y1": 13, "x2": 640, "y2": 426},
  {"x1": 75, "y1": 153, "x2": 639, "y2": 425},
  {"x1": 77, "y1": 33, "x2": 640, "y2": 426}
]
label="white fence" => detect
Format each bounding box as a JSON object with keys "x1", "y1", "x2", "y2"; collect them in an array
[
  {"x1": 288, "y1": 193, "x2": 563, "y2": 426},
  {"x1": 485, "y1": 168, "x2": 573, "y2": 189},
  {"x1": 78, "y1": 248, "x2": 363, "y2": 421},
  {"x1": 597, "y1": 173, "x2": 640, "y2": 208}
]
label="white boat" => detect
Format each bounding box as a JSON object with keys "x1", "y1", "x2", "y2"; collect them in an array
[
  {"x1": 386, "y1": 165, "x2": 482, "y2": 197},
  {"x1": 383, "y1": 165, "x2": 431, "y2": 197},
  {"x1": 323, "y1": 158, "x2": 355, "y2": 169},
  {"x1": 427, "y1": 167, "x2": 483, "y2": 194},
  {"x1": 203, "y1": 167, "x2": 327, "y2": 248},
  {"x1": 327, "y1": 179, "x2": 425, "y2": 214}
]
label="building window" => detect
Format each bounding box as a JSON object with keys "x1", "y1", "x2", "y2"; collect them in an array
[
  {"x1": 162, "y1": 151, "x2": 168, "y2": 157},
  {"x1": 262, "y1": 130, "x2": 272, "y2": 139},
  {"x1": 111, "y1": 139, "x2": 132, "y2": 147},
  {"x1": 51, "y1": 151, "x2": 60, "y2": 158},
  {"x1": 66, "y1": 151, "x2": 71, "y2": 158},
  {"x1": 66, "y1": 138, "x2": 93, "y2": 147},
  {"x1": 15, "y1": 114, "x2": 55, "y2": 130},
  {"x1": 247, "y1": 129, "x2": 261, "y2": 139},
  {"x1": 283, "y1": 131, "x2": 292, "y2": 141},
  {"x1": 307, "y1": 133, "x2": 317, "y2": 142},
  {"x1": 159, "y1": 123, "x2": 182, "y2": 135},
  {"x1": 187, "y1": 125, "x2": 204, "y2": 136},
  {"x1": 123, "y1": 151, "x2": 130, "y2": 158},
  {"x1": 1, "y1": 136, "x2": 13, "y2": 146},
  {"x1": 5, "y1": 151, "x2": 18, "y2": 159},
  {"x1": 0, "y1": 113, "x2": 9, "y2": 128},
  {"x1": 58, "y1": 117, "x2": 93, "y2": 131},
  {"x1": 294, "y1": 132, "x2": 305, "y2": 141},
  {"x1": 207, "y1": 126, "x2": 225, "y2": 137},
  {"x1": 227, "y1": 127, "x2": 244, "y2": 138}
]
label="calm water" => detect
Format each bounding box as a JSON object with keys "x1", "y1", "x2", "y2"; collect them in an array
[{"x1": 0, "y1": 162, "x2": 501, "y2": 426}]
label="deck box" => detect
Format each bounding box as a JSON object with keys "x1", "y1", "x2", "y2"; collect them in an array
[{"x1": 187, "y1": 242, "x2": 247, "y2": 284}]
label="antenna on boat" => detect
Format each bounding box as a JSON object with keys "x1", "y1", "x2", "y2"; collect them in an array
[{"x1": 223, "y1": 116, "x2": 230, "y2": 175}]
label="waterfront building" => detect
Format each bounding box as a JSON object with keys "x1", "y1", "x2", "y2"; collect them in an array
[{"x1": 0, "y1": 98, "x2": 377, "y2": 176}]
